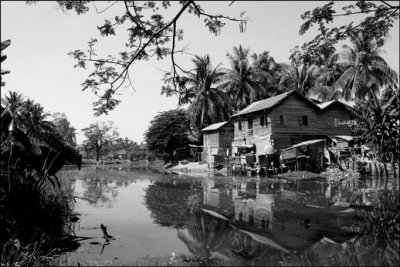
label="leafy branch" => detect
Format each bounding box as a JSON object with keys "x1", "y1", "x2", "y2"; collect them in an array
[{"x1": 55, "y1": 1, "x2": 247, "y2": 115}]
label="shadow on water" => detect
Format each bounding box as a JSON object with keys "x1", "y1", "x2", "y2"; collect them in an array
[{"x1": 56, "y1": 165, "x2": 399, "y2": 266}]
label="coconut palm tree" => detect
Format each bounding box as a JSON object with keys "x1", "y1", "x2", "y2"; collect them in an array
[
  {"x1": 311, "y1": 62, "x2": 348, "y2": 102},
  {"x1": 180, "y1": 54, "x2": 231, "y2": 131},
  {"x1": 278, "y1": 62, "x2": 321, "y2": 97},
  {"x1": 330, "y1": 32, "x2": 399, "y2": 101},
  {"x1": 251, "y1": 51, "x2": 284, "y2": 95},
  {"x1": 224, "y1": 45, "x2": 268, "y2": 111}
]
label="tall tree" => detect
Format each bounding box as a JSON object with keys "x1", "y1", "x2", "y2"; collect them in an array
[
  {"x1": 278, "y1": 62, "x2": 321, "y2": 97},
  {"x1": 145, "y1": 109, "x2": 192, "y2": 161},
  {"x1": 330, "y1": 33, "x2": 398, "y2": 100},
  {"x1": 224, "y1": 45, "x2": 267, "y2": 111},
  {"x1": 169, "y1": 54, "x2": 231, "y2": 131},
  {"x1": 51, "y1": 112, "x2": 77, "y2": 147},
  {"x1": 81, "y1": 121, "x2": 119, "y2": 161},
  {"x1": 251, "y1": 51, "x2": 283, "y2": 95}
]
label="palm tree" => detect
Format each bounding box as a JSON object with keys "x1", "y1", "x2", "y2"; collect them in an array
[
  {"x1": 251, "y1": 51, "x2": 284, "y2": 95},
  {"x1": 278, "y1": 62, "x2": 321, "y2": 97},
  {"x1": 330, "y1": 32, "x2": 399, "y2": 101},
  {"x1": 179, "y1": 55, "x2": 231, "y2": 131},
  {"x1": 311, "y1": 62, "x2": 348, "y2": 102},
  {"x1": 1, "y1": 91, "x2": 81, "y2": 185},
  {"x1": 224, "y1": 45, "x2": 267, "y2": 111}
]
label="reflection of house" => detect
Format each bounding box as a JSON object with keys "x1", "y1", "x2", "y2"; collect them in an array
[
  {"x1": 230, "y1": 90, "x2": 354, "y2": 165},
  {"x1": 203, "y1": 178, "x2": 234, "y2": 213},
  {"x1": 201, "y1": 121, "x2": 234, "y2": 164},
  {"x1": 234, "y1": 194, "x2": 274, "y2": 230}
]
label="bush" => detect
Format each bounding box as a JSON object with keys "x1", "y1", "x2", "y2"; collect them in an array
[{"x1": 0, "y1": 168, "x2": 75, "y2": 265}]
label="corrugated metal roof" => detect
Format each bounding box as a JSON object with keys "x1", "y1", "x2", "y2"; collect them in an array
[
  {"x1": 231, "y1": 90, "x2": 294, "y2": 117},
  {"x1": 317, "y1": 100, "x2": 335, "y2": 109},
  {"x1": 282, "y1": 139, "x2": 325, "y2": 151},
  {"x1": 201, "y1": 121, "x2": 231, "y2": 132},
  {"x1": 318, "y1": 100, "x2": 354, "y2": 110},
  {"x1": 334, "y1": 135, "x2": 353, "y2": 141}
]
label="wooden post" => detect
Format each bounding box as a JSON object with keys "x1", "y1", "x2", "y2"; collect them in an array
[{"x1": 369, "y1": 163, "x2": 372, "y2": 176}]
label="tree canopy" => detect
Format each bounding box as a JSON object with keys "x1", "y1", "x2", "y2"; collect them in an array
[
  {"x1": 291, "y1": 1, "x2": 399, "y2": 66},
  {"x1": 51, "y1": 112, "x2": 77, "y2": 147},
  {"x1": 144, "y1": 109, "x2": 192, "y2": 161},
  {"x1": 81, "y1": 121, "x2": 119, "y2": 161}
]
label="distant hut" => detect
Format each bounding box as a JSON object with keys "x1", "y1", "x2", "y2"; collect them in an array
[{"x1": 201, "y1": 121, "x2": 234, "y2": 165}]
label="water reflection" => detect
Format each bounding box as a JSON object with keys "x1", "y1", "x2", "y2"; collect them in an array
[{"x1": 59, "y1": 166, "x2": 399, "y2": 266}]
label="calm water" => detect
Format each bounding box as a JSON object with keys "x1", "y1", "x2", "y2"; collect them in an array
[{"x1": 57, "y1": 165, "x2": 399, "y2": 266}]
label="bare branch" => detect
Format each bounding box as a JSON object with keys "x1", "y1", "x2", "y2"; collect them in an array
[
  {"x1": 109, "y1": 1, "x2": 193, "y2": 88},
  {"x1": 91, "y1": 1, "x2": 119, "y2": 14},
  {"x1": 191, "y1": 2, "x2": 244, "y2": 22},
  {"x1": 171, "y1": 21, "x2": 178, "y2": 88},
  {"x1": 124, "y1": 1, "x2": 145, "y2": 30},
  {"x1": 381, "y1": 1, "x2": 394, "y2": 8}
]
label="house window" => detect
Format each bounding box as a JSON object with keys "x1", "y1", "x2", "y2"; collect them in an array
[
  {"x1": 279, "y1": 115, "x2": 284, "y2": 125},
  {"x1": 302, "y1": 116, "x2": 308, "y2": 126},
  {"x1": 260, "y1": 116, "x2": 264, "y2": 127},
  {"x1": 248, "y1": 118, "x2": 253, "y2": 129},
  {"x1": 334, "y1": 118, "x2": 339, "y2": 127},
  {"x1": 238, "y1": 121, "x2": 242, "y2": 131}
]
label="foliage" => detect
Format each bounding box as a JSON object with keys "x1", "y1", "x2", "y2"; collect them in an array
[
  {"x1": 329, "y1": 32, "x2": 398, "y2": 101},
  {"x1": 144, "y1": 109, "x2": 192, "y2": 161},
  {"x1": 164, "y1": 54, "x2": 231, "y2": 131},
  {"x1": 1, "y1": 65, "x2": 79, "y2": 264},
  {"x1": 224, "y1": 45, "x2": 270, "y2": 111},
  {"x1": 28, "y1": 1, "x2": 247, "y2": 115},
  {"x1": 352, "y1": 87, "x2": 399, "y2": 164},
  {"x1": 1, "y1": 92, "x2": 82, "y2": 183},
  {"x1": 293, "y1": 1, "x2": 400, "y2": 66},
  {"x1": 278, "y1": 62, "x2": 322, "y2": 97},
  {"x1": 1, "y1": 39, "x2": 11, "y2": 87},
  {"x1": 51, "y1": 112, "x2": 77, "y2": 147},
  {"x1": 81, "y1": 121, "x2": 119, "y2": 161}
]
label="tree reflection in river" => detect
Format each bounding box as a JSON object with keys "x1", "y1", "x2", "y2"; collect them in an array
[
  {"x1": 144, "y1": 176, "x2": 203, "y2": 227},
  {"x1": 59, "y1": 166, "x2": 398, "y2": 266}
]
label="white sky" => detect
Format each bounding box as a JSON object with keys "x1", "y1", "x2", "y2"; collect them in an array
[{"x1": 1, "y1": 1, "x2": 399, "y2": 144}]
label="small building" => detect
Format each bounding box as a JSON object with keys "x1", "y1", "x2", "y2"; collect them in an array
[
  {"x1": 230, "y1": 90, "x2": 354, "y2": 167},
  {"x1": 115, "y1": 149, "x2": 127, "y2": 160},
  {"x1": 201, "y1": 121, "x2": 234, "y2": 165}
]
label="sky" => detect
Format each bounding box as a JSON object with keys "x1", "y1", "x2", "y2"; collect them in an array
[{"x1": 1, "y1": 1, "x2": 399, "y2": 144}]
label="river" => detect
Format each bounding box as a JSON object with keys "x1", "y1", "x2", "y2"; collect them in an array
[{"x1": 55, "y1": 164, "x2": 399, "y2": 266}]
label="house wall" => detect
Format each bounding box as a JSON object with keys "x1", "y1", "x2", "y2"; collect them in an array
[
  {"x1": 203, "y1": 125, "x2": 234, "y2": 162},
  {"x1": 219, "y1": 128, "x2": 234, "y2": 152},
  {"x1": 231, "y1": 93, "x2": 353, "y2": 155},
  {"x1": 233, "y1": 113, "x2": 272, "y2": 145},
  {"x1": 270, "y1": 94, "x2": 321, "y2": 151},
  {"x1": 317, "y1": 103, "x2": 353, "y2": 136}
]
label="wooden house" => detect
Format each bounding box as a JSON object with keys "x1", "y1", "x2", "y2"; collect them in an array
[
  {"x1": 201, "y1": 121, "x2": 234, "y2": 164},
  {"x1": 230, "y1": 90, "x2": 354, "y2": 166}
]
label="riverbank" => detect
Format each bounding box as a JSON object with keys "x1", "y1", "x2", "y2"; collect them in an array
[{"x1": 169, "y1": 161, "x2": 227, "y2": 176}]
